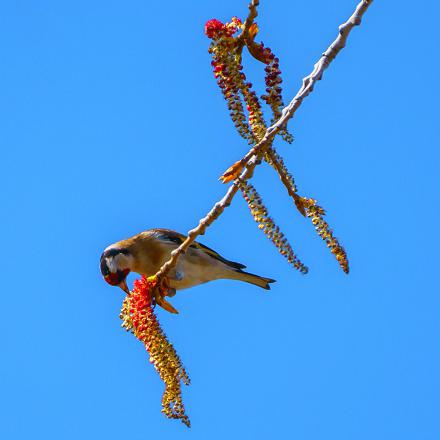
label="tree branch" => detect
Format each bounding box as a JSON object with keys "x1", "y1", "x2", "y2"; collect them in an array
[
  {"x1": 154, "y1": 0, "x2": 373, "y2": 281},
  {"x1": 241, "y1": 0, "x2": 259, "y2": 42}
]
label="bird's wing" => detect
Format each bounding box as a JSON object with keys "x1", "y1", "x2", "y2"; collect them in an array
[{"x1": 151, "y1": 228, "x2": 246, "y2": 270}]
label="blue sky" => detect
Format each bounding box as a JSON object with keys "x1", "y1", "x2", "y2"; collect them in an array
[{"x1": 1, "y1": 1, "x2": 439, "y2": 439}]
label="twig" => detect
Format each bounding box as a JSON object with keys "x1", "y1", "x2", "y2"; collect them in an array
[
  {"x1": 241, "y1": 0, "x2": 260, "y2": 42},
  {"x1": 154, "y1": 0, "x2": 373, "y2": 281},
  {"x1": 236, "y1": 0, "x2": 260, "y2": 60}
]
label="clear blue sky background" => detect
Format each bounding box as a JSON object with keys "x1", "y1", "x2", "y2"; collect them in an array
[{"x1": 1, "y1": 1, "x2": 439, "y2": 439}]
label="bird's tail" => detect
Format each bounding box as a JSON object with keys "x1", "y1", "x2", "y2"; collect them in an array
[{"x1": 227, "y1": 269, "x2": 276, "y2": 290}]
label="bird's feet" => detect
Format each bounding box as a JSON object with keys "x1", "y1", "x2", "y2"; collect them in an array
[
  {"x1": 152, "y1": 277, "x2": 179, "y2": 314},
  {"x1": 167, "y1": 287, "x2": 177, "y2": 297}
]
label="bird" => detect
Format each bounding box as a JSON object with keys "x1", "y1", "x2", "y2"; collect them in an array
[{"x1": 100, "y1": 228, "x2": 275, "y2": 313}]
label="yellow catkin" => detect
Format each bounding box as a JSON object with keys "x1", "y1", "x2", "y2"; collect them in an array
[
  {"x1": 239, "y1": 180, "x2": 308, "y2": 273},
  {"x1": 266, "y1": 148, "x2": 349, "y2": 273},
  {"x1": 302, "y1": 199, "x2": 349, "y2": 274},
  {"x1": 120, "y1": 276, "x2": 191, "y2": 427}
]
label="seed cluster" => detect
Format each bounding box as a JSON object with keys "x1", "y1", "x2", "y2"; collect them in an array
[
  {"x1": 266, "y1": 146, "x2": 349, "y2": 273},
  {"x1": 301, "y1": 199, "x2": 349, "y2": 274},
  {"x1": 120, "y1": 276, "x2": 191, "y2": 427},
  {"x1": 207, "y1": 18, "x2": 264, "y2": 143},
  {"x1": 206, "y1": 17, "x2": 293, "y2": 145},
  {"x1": 206, "y1": 15, "x2": 348, "y2": 274},
  {"x1": 239, "y1": 180, "x2": 308, "y2": 274},
  {"x1": 250, "y1": 40, "x2": 293, "y2": 143}
]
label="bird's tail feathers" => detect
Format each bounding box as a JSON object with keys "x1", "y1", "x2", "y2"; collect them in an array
[{"x1": 228, "y1": 269, "x2": 276, "y2": 290}]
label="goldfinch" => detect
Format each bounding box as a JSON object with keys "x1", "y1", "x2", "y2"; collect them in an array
[{"x1": 100, "y1": 228, "x2": 275, "y2": 313}]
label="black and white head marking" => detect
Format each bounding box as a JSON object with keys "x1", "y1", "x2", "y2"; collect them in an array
[{"x1": 100, "y1": 247, "x2": 132, "y2": 277}]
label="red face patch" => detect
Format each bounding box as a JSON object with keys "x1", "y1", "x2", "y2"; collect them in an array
[{"x1": 104, "y1": 269, "x2": 130, "y2": 286}]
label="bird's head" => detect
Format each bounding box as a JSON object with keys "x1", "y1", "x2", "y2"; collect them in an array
[{"x1": 100, "y1": 246, "x2": 133, "y2": 294}]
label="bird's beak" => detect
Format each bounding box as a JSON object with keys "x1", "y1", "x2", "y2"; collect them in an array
[{"x1": 118, "y1": 279, "x2": 130, "y2": 294}]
